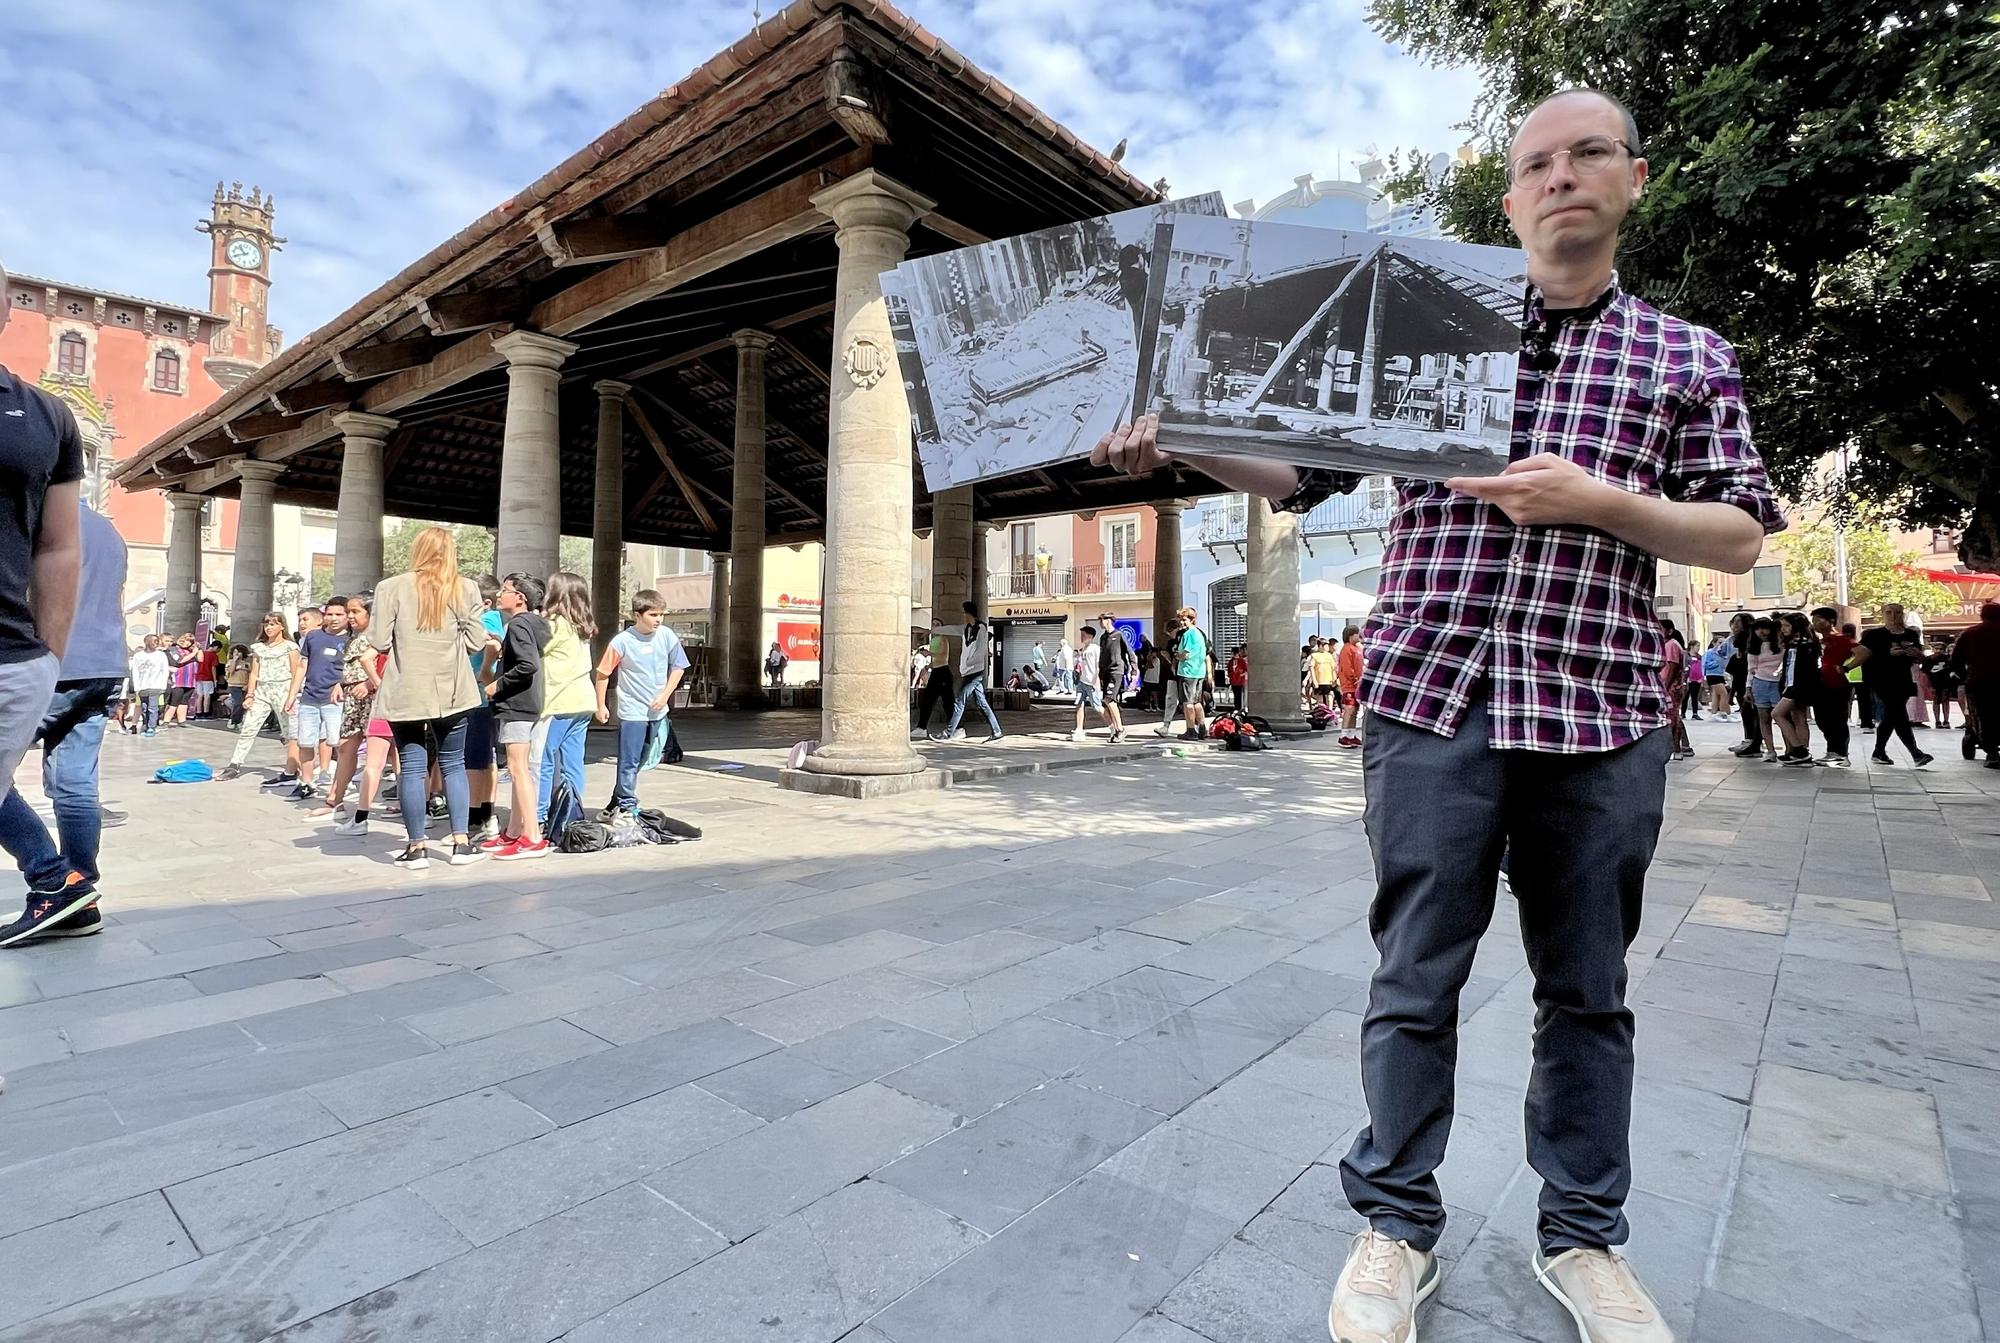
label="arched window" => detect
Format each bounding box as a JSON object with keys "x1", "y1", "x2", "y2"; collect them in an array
[
  {"x1": 152, "y1": 348, "x2": 182, "y2": 392},
  {"x1": 56, "y1": 332, "x2": 86, "y2": 377}
]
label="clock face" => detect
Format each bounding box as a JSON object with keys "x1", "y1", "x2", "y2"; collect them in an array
[{"x1": 227, "y1": 238, "x2": 263, "y2": 270}]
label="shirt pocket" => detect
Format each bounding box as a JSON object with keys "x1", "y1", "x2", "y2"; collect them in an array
[{"x1": 1599, "y1": 375, "x2": 1678, "y2": 481}]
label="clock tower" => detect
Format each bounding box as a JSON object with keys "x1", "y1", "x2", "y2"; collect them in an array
[{"x1": 197, "y1": 181, "x2": 285, "y2": 390}]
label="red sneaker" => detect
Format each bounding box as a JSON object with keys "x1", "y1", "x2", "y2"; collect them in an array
[
  {"x1": 496, "y1": 837, "x2": 550, "y2": 861},
  {"x1": 479, "y1": 831, "x2": 519, "y2": 852}
]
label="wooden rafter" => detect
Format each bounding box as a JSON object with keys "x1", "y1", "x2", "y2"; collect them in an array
[
  {"x1": 632, "y1": 385, "x2": 819, "y2": 523},
  {"x1": 622, "y1": 393, "x2": 719, "y2": 533}
]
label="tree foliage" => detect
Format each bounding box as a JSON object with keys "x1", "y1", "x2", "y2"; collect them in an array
[
  {"x1": 1774, "y1": 518, "x2": 1958, "y2": 617},
  {"x1": 1370, "y1": 0, "x2": 2000, "y2": 571},
  {"x1": 380, "y1": 519, "x2": 598, "y2": 586}
]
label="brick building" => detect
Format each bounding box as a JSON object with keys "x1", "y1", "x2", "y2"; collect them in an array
[{"x1": 0, "y1": 182, "x2": 282, "y2": 636}]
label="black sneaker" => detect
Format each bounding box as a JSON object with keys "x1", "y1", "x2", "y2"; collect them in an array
[
  {"x1": 449, "y1": 841, "x2": 487, "y2": 867},
  {"x1": 289, "y1": 782, "x2": 317, "y2": 800},
  {"x1": 262, "y1": 773, "x2": 300, "y2": 789},
  {"x1": 985, "y1": 732, "x2": 1005, "y2": 743},
  {"x1": 393, "y1": 845, "x2": 431, "y2": 872},
  {"x1": 1913, "y1": 751, "x2": 1935, "y2": 768},
  {"x1": 1870, "y1": 752, "x2": 1894, "y2": 764},
  {"x1": 1730, "y1": 741, "x2": 1761, "y2": 757},
  {"x1": 37, "y1": 904, "x2": 103, "y2": 939},
  {"x1": 0, "y1": 874, "x2": 99, "y2": 949}
]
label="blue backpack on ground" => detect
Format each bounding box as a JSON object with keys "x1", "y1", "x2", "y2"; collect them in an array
[{"x1": 153, "y1": 760, "x2": 214, "y2": 784}]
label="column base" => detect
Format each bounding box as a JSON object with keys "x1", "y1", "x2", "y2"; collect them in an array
[
  {"x1": 1261, "y1": 716, "x2": 1312, "y2": 736},
  {"x1": 799, "y1": 740, "x2": 927, "y2": 778}
]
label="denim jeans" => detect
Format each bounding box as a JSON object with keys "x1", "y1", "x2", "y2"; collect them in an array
[
  {"x1": 609, "y1": 718, "x2": 662, "y2": 813},
  {"x1": 944, "y1": 677, "x2": 1001, "y2": 736},
  {"x1": 138, "y1": 690, "x2": 163, "y2": 733},
  {"x1": 537, "y1": 713, "x2": 590, "y2": 822},
  {"x1": 1340, "y1": 697, "x2": 1669, "y2": 1256},
  {"x1": 391, "y1": 713, "x2": 470, "y2": 842},
  {"x1": 0, "y1": 677, "x2": 119, "y2": 889}
]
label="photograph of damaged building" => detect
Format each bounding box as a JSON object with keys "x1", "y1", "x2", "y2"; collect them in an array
[
  {"x1": 884, "y1": 196, "x2": 1224, "y2": 492},
  {"x1": 1145, "y1": 215, "x2": 1528, "y2": 479}
]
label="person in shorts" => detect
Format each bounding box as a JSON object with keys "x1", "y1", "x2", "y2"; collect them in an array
[
  {"x1": 1069, "y1": 624, "x2": 1115, "y2": 741},
  {"x1": 293, "y1": 598, "x2": 351, "y2": 799},
  {"x1": 483, "y1": 573, "x2": 550, "y2": 858},
  {"x1": 594, "y1": 589, "x2": 689, "y2": 817}
]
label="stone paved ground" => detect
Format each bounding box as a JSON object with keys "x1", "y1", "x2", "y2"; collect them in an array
[{"x1": 0, "y1": 709, "x2": 1995, "y2": 1342}]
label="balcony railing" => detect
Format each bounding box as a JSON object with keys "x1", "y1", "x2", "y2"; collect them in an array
[
  {"x1": 987, "y1": 561, "x2": 1156, "y2": 600},
  {"x1": 1193, "y1": 481, "x2": 1396, "y2": 546}
]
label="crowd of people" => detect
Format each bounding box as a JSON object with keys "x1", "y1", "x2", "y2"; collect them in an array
[{"x1": 1658, "y1": 600, "x2": 1999, "y2": 769}]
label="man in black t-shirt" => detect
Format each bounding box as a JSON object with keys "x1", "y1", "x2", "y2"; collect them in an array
[
  {"x1": 1854, "y1": 603, "x2": 1932, "y2": 767},
  {"x1": 0, "y1": 266, "x2": 85, "y2": 821}
]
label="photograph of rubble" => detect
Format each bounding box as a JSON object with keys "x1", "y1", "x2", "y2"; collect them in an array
[
  {"x1": 1144, "y1": 214, "x2": 1527, "y2": 479},
  {"x1": 882, "y1": 196, "x2": 1225, "y2": 494}
]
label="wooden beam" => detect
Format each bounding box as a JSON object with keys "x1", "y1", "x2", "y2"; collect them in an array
[
  {"x1": 537, "y1": 213, "x2": 674, "y2": 268},
  {"x1": 222, "y1": 409, "x2": 310, "y2": 443},
  {"x1": 381, "y1": 424, "x2": 417, "y2": 481},
  {"x1": 626, "y1": 470, "x2": 676, "y2": 527},
  {"x1": 633, "y1": 387, "x2": 818, "y2": 522},
  {"x1": 825, "y1": 55, "x2": 891, "y2": 147},
  {"x1": 1239, "y1": 241, "x2": 1384, "y2": 411},
  {"x1": 333, "y1": 336, "x2": 438, "y2": 381},
  {"x1": 767, "y1": 333, "x2": 831, "y2": 390},
  {"x1": 624, "y1": 337, "x2": 737, "y2": 384},
  {"x1": 418, "y1": 286, "x2": 531, "y2": 335},
  {"x1": 267, "y1": 379, "x2": 355, "y2": 415},
  {"x1": 622, "y1": 394, "x2": 718, "y2": 533},
  {"x1": 923, "y1": 216, "x2": 991, "y2": 249},
  {"x1": 526, "y1": 150, "x2": 865, "y2": 337},
  {"x1": 185, "y1": 433, "x2": 239, "y2": 463}
]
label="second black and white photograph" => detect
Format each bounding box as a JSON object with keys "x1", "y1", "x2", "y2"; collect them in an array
[{"x1": 1144, "y1": 215, "x2": 1528, "y2": 479}]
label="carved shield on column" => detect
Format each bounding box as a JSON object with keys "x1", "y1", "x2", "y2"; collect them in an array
[{"x1": 843, "y1": 337, "x2": 887, "y2": 390}]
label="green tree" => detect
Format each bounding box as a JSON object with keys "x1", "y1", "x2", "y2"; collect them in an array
[
  {"x1": 378, "y1": 520, "x2": 630, "y2": 594},
  {"x1": 1370, "y1": 0, "x2": 2000, "y2": 571},
  {"x1": 1775, "y1": 518, "x2": 1957, "y2": 618}
]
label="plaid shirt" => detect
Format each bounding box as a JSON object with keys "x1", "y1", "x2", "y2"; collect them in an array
[{"x1": 1291, "y1": 281, "x2": 1784, "y2": 753}]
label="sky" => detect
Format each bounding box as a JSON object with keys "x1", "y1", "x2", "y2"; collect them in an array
[{"x1": 0, "y1": 0, "x2": 1481, "y2": 341}]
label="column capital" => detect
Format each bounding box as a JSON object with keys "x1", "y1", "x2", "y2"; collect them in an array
[
  {"x1": 166, "y1": 491, "x2": 207, "y2": 513},
  {"x1": 1151, "y1": 498, "x2": 1187, "y2": 515},
  {"x1": 330, "y1": 410, "x2": 399, "y2": 441},
  {"x1": 731, "y1": 329, "x2": 775, "y2": 354},
  {"x1": 593, "y1": 379, "x2": 632, "y2": 401},
  {"x1": 234, "y1": 459, "x2": 286, "y2": 487},
  {"x1": 491, "y1": 329, "x2": 580, "y2": 371},
  {"x1": 810, "y1": 169, "x2": 936, "y2": 234}
]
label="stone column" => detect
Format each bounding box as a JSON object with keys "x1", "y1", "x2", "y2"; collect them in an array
[
  {"x1": 723, "y1": 330, "x2": 774, "y2": 708},
  {"x1": 330, "y1": 411, "x2": 396, "y2": 597},
  {"x1": 708, "y1": 551, "x2": 732, "y2": 700},
  {"x1": 801, "y1": 170, "x2": 934, "y2": 780},
  {"x1": 590, "y1": 381, "x2": 630, "y2": 658},
  {"x1": 1246, "y1": 495, "x2": 1308, "y2": 732},
  {"x1": 163, "y1": 493, "x2": 205, "y2": 635},
  {"x1": 492, "y1": 330, "x2": 578, "y2": 580},
  {"x1": 1152, "y1": 500, "x2": 1184, "y2": 645},
  {"x1": 229, "y1": 460, "x2": 285, "y2": 638},
  {"x1": 1353, "y1": 258, "x2": 1386, "y2": 424},
  {"x1": 929, "y1": 486, "x2": 974, "y2": 631},
  {"x1": 971, "y1": 533, "x2": 991, "y2": 687}
]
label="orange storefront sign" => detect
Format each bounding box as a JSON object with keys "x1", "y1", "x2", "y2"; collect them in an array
[{"x1": 777, "y1": 621, "x2": 821, "y2": 662}]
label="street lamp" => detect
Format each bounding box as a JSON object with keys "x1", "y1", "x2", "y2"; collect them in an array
[{"x1": 274, "y1": 567, "x2": 305, "y2": 622}]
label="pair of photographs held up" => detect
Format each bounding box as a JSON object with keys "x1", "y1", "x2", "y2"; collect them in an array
[{"x1": 880, "y1": 192, "x2": 1528, "y2": 495}]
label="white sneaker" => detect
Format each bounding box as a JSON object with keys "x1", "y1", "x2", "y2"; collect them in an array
[
  {"x1": 333, "y1": 817, "x2": 368, "y2": 837},
  {"x1": 472, "y1": 817, "x2": 501, "y2": 844},
  {"x1": 1153, "y1": 723, "x2": 1172, "y2": 737},
  {"x1": 1532, "y1": 1247, "x2": 1676, "y2": 1342},
  {"x1": 1328, "y1": 1229, "x2": 1438, "y2": 1343},
  {"x1": 1069, "y1": 729, "x2": 1087, "y2": 742}
]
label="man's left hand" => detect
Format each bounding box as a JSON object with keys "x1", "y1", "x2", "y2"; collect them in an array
[{"x1": 1444, "y1": 454, "x2": 1615, "y2": 527}]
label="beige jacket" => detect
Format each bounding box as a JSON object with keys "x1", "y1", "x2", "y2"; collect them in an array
[{"x1": 368, "y1": 573, "x2": 487, "y2": 722}]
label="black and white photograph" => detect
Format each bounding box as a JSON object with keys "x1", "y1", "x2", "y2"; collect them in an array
[
  {"x1": 883, "y1": 195, "x2": 1226, "y2": 494},
  {"x1": 1144, "y1": 215, "x2": 1526, "y2": 479}
]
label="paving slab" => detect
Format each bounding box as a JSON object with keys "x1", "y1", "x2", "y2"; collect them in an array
[
  {"x1": 0, "y1": 1193, "x2": 198, "y2": 1332},
  {"x1": 500, "y1": 1016, "x2": 776, "y2": 1125}
]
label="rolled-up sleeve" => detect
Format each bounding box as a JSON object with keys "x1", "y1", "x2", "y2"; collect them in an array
[{"x1": 1668, "y1": 336, "x2": 1786, "y2": 534}]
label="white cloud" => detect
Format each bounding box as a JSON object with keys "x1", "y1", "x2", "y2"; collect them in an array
[{"x1": 0, "y1": 0, "x2": 1476, "y2": 342}]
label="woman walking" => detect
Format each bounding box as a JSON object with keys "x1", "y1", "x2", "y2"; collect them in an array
[
  {"x1": 370, "y1": 526, "x2": 490, "y2": 871},
  {"x1": 536, "y1": 571, "x2": 597, "y2": 833},
  {"x1": 219, "y1": 616, "x2": 302, "y2": 777}
]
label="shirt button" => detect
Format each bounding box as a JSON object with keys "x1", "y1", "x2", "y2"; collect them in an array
[{"x1": 1508, "y1": 554, "x2": 1523, "y2": 566}]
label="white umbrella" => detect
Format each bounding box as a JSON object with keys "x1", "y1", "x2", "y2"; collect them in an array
[{"x1": 1233, "y1": 579, "x2": 1374, "y2": 633}]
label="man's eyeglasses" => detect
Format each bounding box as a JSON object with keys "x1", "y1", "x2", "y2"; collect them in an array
[{"x1": 1508, "y1": 135, "x2": 1633, "y2": 188}]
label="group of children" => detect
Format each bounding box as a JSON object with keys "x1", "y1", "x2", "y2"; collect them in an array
[{"x1": 1303, "y1": 628, "x2": 1364, "y2": 747}]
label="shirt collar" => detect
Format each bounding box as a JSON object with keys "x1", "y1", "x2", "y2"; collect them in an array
[{"x1": 1522, "y1": 270, "x2": 1622, "y2": 326}]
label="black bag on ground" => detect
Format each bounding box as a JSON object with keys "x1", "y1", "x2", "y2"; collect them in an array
[
  {"x1": 635, "y1": 808, "x2": 702, "y2": 844},
  {"x1": 546, "y1": 775, "x2": 585, "y2": 839},
  {"x1": 559, "y1": 820, "x2": 614, "y2": 853}
]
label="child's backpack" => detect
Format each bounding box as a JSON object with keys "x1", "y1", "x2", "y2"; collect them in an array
[
  {"x1": 1307, "y1": 702, "x2": 1335, "y2": 731},
  {"x1": 545, "y1": 776, "x2": 585, "y2": 839}
]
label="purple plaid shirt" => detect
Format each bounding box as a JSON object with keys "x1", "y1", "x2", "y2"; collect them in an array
[{"x1": 1297, "y1": 281, "x2": 1785, "y2": 753}]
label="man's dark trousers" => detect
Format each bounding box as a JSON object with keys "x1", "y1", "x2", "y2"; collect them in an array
[
  {"x1": 1341, "y1": 697, "x2": 1670, "y2": 1255},
  {"x1": 913, "y1": 666, "x2": 955, "y2": 733},
  {"x1": 1813, "y1": 680, "x2": 1851, "y2": 757}
]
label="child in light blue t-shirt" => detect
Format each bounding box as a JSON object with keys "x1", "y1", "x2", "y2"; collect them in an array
[{"x1": 593, "y1": 590, "x2": 690, "y2": 814}]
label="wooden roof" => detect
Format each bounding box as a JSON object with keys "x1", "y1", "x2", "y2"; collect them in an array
[{"x1": 114, "y1": 0, "x2": 1237, "y2": 545}]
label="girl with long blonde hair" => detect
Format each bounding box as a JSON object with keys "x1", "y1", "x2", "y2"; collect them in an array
[
  {"x1": 367, "y1": 526, "x2": 487, "y2": 870},
  {"x1": 534, "y1": 571, "x2": 597, "y2": 830}
]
